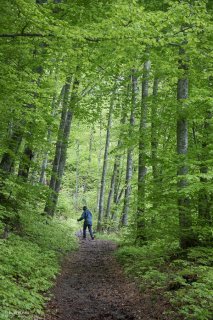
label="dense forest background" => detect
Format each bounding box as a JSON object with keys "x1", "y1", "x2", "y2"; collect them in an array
[{"x1": 0, "y1": 1, "x2": 212, "y2": 319}]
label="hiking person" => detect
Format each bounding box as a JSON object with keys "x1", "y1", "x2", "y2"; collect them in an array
[{"x1": 77, "y1": 206, "x2": 94, "y2": 240}]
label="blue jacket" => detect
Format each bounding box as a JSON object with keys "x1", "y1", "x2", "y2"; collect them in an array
[{"x1": 78, "y1": 209, "x2": 93, "y2": 225}]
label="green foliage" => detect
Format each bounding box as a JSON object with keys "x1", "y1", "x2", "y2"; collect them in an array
[
  {"x1": 0, "y1": 212, "x2": 77, "y2": 320},
  {"x1": 116, "y1": 240, "x2": 178, "y2": 289},
  {"x1": 168, "y1": 247, "x2": 213, "y2": 320},
  {"x1": 0, "y1": 1, "x2": 212, "y2": 320},
  {"x1": 170, "y1": 279, "x2": 213, "y2": 320},
  {"x1": 96, "y1": 231, "x2": 121, "y2": 243},
  {"x1": 187, "y1": 247, "x2": 213, "y2": 266},
  {"x1": 116, "y1": 243, "x2": 213, "y2": 320}
]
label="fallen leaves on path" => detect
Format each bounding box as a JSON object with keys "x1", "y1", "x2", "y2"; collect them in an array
[{"x1": 44, "y1": 238, "x2": 181, "y2": 320}]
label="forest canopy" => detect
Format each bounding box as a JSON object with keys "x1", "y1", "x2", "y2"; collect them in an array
[{"x1": 0, "y1": 0, "x2": 212, "y2": 319}]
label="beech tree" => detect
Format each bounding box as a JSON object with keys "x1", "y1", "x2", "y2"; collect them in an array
[
  {"x1": 121, "y1": 72, "x2": 137, "y2": 226},
  {"x1": 97, "y1": 92, "x2": 114, "y2": 231},
  {"x1": 0, "y1": 1, "x2": 212, "y2": 317}
]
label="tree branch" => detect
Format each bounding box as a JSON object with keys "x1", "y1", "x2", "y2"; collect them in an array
[{"x1": 0, "y1": 33, "x2": 49, "y2": 38}]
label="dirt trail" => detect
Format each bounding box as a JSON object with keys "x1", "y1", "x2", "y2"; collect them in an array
[{"x1": 45, "y1": 238, "x2": 179, "y2": 320}]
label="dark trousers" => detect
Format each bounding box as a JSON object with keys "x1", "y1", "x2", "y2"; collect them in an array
[{"x1": 83, "y1": 223, "x2": 94, "y2": 239}]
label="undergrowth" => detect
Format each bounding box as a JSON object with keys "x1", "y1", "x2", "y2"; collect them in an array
[
  {"x1": 95, "y1": 231, "x2": 121, "y2": 243},
  {"x1": 0, "y1": 208, "x2": 78, "y2": 320},
  {"x1": 116, "y1": 240, "x2": 213, "y2": 320}
]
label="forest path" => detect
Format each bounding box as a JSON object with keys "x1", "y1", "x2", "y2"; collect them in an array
[{"x1": 45, "y1": 238, "x2": 176, "y2": 320}]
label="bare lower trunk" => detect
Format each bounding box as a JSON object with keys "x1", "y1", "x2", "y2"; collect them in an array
[
  {"x1": 88, "y1": 127, "x2": 94, "y2": 171},
  {"x1": 18, "y1": 146, "x2": 34, "y2": 180},
  {"x1": 151, "y1": 78, "x2": 159, "y2": 181},
  {"x1": 121, "y1": 72, "x2": 137, "y2": 226},
  {"x1": 105, "y1": 163, "x2": 116, "y2": 220},
  {"x1": 74, "y1": 133, "x2": 80, "y2": 210},
  {"x1": 151, "y1": 78, "x2": 160, "y2": 217},
  {"x1": 39, "y1": 154, "x2": 48, "y2": 185},
  {"x1": 45, "y1": 76, "x2": 79, "y2": 216},
  {"x1": 137, "y1": 61, "x2": 151, "y2": 238},
  {"x1": 97, "y1": 95, "x2": 114, "y2": 231},
  {"x1": 39, "y1": 90, "x2": 61, "y2": 185},
  {"x1": 122, "y1": 148, "x2": 133, "y2": 226},
  {"x1": 0, "y1": 130, "x2": 23, "y2": 174},
  {"x1": 48, "y1": 80, "x2": 71, "y2": 193},
  {"x1": 177, "y1": 46, "x2": 192, "y2": 249},
  {"x1": 54, "y1": 109, "x2": 74, "y2": 194},
  {"x1": 106, "y1": 108, "x2": 126, "y2": 222},
  {"x1": 198, "y1": 110, "x2": 212, "y2": 226},
  {"x1": 96, "y1": 119, "x2": 103, "y2": 213}
]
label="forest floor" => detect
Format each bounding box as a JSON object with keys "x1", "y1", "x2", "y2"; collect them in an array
[{"x1": 44, "y1": 237, "x2": 182, "y2": 320}]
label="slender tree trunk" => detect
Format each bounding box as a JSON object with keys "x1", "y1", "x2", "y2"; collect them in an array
[
  {"x1": 111, "y1": 154, "x2": 126, "y2": 222},
  {"x1": 0, "y1": 130, "x2": 23, "y2": 174},
  {"x1": 45, "y1": 76, "x2": 79, "y2": 216},
  {"x1": 106, "y1": 109, "x2": 126, "y2": 222},
  {"x1": 74, "y1": 133, "x2": 80, "y2": 210},
  {"x1": 122, "y1": 139, "x2": 134, "y2": 226},
  {"x1": 0, "y1": 128, "x2": 23, "y2": 206},
  {"x1": 54, "y1": 108, "x2": 74, "y2": 193},
  {"x1": 197, "y1": 76, "x2": 212, "y2": 227},
  {"x1": 198, "y1": 110, "x2": 212, "y2": 226},
  {"x1": 113, "y1": 155, "x2": 122, "y2": 205},
  {"x1": 82, "y1": 127, "x2": 95, "y2": 206},
  {"x1": 113, "y1": 145, "x2": 125, "y2": 213},
  {"x1": 18, "y1": 146, "x2": 34, "y2": 179},
  {"x1": 177, "y1": 46, "x2": 192, "y2": 249},
  {"x1": 39, "y1": 152, "x2": 49, "y2": 185},
  {"x1": 150, "y1": 78, "x2": 160, "y2": 218},
  {"x1": 47, "y1": 80, "x2": 70, "y2": 191},
  {"x1": 137, "y1": 61, "x2": 151, "y2": 238},
  {"x1": 30, "y1": 153, "x2": 38, "y2": 184},
  {"x1": 39, "y1": 89, "x2": 62, "y2": 185},
  {"x1": 121, "y1": 72, "x2": 137, "y2": 226},
  {"x1": 107, "y1": 151, "x2": 122, "y2": 221},
  {"x1": 105, "y1": 164, "x2": 116, "y2": 221},
  {"x1": 83, "y1": 126, "x2": 94, "y2": 195},
  {"x1": 96, "y1": 119, "x2": 103, "y2": 213},
  {"x1": 97, "y1": 95, "x2": 114, "y2": 231},
  {"x1": 88, "y1": 127, "x2": 94, "y2": 171},
  {"x1": 151, "y1": 78, "x2": 159, "y2": 181}
]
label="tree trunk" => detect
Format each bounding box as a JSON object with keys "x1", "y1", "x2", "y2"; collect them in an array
[
  {"x1": 106, "y1": 108, "x2": 126, "y2": 222},
  {"x1": 18, "y1": 146, "x2": 34, "y2": 179},
  {"x1": 74, "y1": 133, "x2": 80, "y2": 210},
  {"x1": 39, "y1": 89, "x2": 62, "y2": 185},
  {"x1": 111, "y1": 156, "x2": 125, "y2": 221},
  {"x1": 150, "y1": 77, "x2": 160, "y2": 218},
  {"x1": 0, "y1": 128, "x2": 23, "y2": 205},
  {"x1": 137, "y1": 61, "x2": 151, "y2": 238},
  {"x1": 45, "y1": 76, "x2": 79, "y2": 216},
  {"x1": 198, "y1": 110, "x2": 212, "y2": 226},
  {"x1": 151, "y1": 78, "x2": 159, "y2": 181},
  {"x1": 82, "y1": 127, "x2": 94, "y2": 205},
  {"x1": 177, "y1": 46, "x2": 192, "y2": 249},
  {"x1": 97, "y1": 94, "x2": 114, "y2": 231},
  {"x1": 88, "y1": 127, "x2": 94, "y2": 170},
  {"x1": 121, "y1": 72, "x2": 137, "y2": 226},
  {"x1": 48, "y1": 81, "x2": 70, "y2": 194},
  {"x1": 96, "y1": 119, "x2": 103, "y2": 213},
  {"x1": 0, "y1": 130, "x2": 23, "y2": 174},
  {"x1": 105, "y1": 163, "x2": 116, "y2": 221},
  {"x1": 39, "y1": 152, "x2": 49, "y2": 185}
]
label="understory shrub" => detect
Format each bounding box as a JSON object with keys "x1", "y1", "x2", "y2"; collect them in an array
[
  {"x1": 116, "y1": 242, "x2": 213, "y2": 320},
  {"x1": 0, "y1": 210, "x2": 78, "y2": 320},
  {"x1": 168, "y1": 247, "x2": 213, "y2": 320}
]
